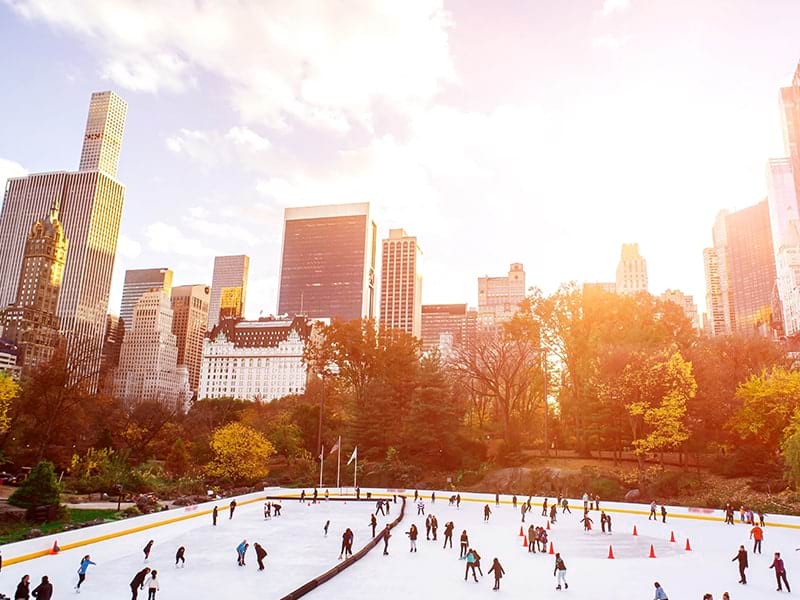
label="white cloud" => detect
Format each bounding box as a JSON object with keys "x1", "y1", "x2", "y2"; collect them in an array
[
  {"x1": 0, "y1": 158, "x2": 27, "y2": 193},
  {"x1": 145, "y1": 221, "x2": 215, "y2": 258},
  {"x1": 225, "y1": 126, "x2": 270, "y2": 152},
  {"x1": 165, "y1": 126, "x2": 270, "y2": 167},
  {"x1": 8, "y1": 1, "x2": 455, "y2": 131},
  {"x1": 593, "y1": 33, "x2": 632, "y2": 49},
  {"x1": 602, "y1": 0, "x2": 631, "y2": 16},
  {"x1": 117, "y1": 233, "x2": 142, "y2": 259}
]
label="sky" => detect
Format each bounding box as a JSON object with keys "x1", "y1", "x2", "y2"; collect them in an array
[{"x1": 1, "y1": 0, "x2": 799, "y2": 318}]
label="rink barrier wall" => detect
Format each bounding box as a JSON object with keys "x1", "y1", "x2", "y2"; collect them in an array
[
  {"x1": 277, "y1": 495, "x2": 407, "y2": 600},
  {"x1": 0, "y1": 488, "x2": 278, "y2": 567}
]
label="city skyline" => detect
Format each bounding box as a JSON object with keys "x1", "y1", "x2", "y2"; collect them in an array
[{"x1": 2, "y1": 3, "x2": 800, "y2": 318}]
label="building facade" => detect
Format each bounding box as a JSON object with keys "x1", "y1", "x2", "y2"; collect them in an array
[
  {"x1": 1, "y1": 202, "x2": 68, "y2": 370},
  {"x1": 780, "y1": 61, "x2": 800, "y2": 202},
  {"x1": 703, "y1": 247, "x2": 727, "y2": 336},
  {"x1": 0, "y1": 91, "x2": 127, "y2": 386},
  {"x1": 420, "y1": 304, "x2": 478, "y2": 355},
  {"x1": 198, "y1": 316, "x2": 316, "y2": 401},
  {"x1": 615, "y1": 243, "x2": 648, "y2": 295},
  {"x1": 171, "y1": 284, "x2": 210, "y2": 392},
  {"x1": 0, "y1": 340, "x2": 20, "y2": 380},
  {"x1": 379, "y1": 229, "x2": 422, "y2": 338},
  {"x1": 660, "y1": 289, "x2": 700, "y2": 330},
  {"x1": 207, "y1": 255, "x2": 249, "y2": 330},
  {"x1": 99, "y1": 314, "x2": 124, "y2": 393},
  {"x1": 113, "y1": 290, "x2": 190, "y2": 411},
  {"x1": 119, "y1": 268, "x2": 173, "y2": 332},
  {"x1": 477, "y1": 263, "x2": 526, "y2": 326},
  {"x1": 278, "y1": 203, "x2": 377, "y2": 322}
]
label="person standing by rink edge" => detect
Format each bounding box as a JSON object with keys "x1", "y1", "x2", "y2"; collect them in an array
[
  {"x1": 229, "y1": 499, "x2": 237, "y2": 519},
  {"x1": 212, "y1": 505, "x2": 218, "y2": 526},
  {"x1": 653, "y1": 581, "x2": 669, "y2": 600},
  {"x1": 488, "y1": 558, "x2": 505, "y2": 591}
]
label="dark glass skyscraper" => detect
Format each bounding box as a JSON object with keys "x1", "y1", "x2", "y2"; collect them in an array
[{"x1": 278, "y1": 203, "x2": 376, "y2": 322}]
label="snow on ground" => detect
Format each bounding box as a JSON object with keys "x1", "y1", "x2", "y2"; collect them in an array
[{"x1": 1, "y1": 489, "x2": 799, "y2": 599}]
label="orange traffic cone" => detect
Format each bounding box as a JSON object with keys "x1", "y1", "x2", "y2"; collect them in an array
[
  {"x1": 648, "y1": 544, "x2": 656, "y2": 558},
  {"x1": 549, "y1": 542, "x2": 555, "y2": 555},
  {"x1": 519, "y1": 526, "x2": 524, "y2": 537},
  {"x1": 608, "y1": 545, "x2": 615, "y2": 559},
  {"x1": 685, "y1": 538, "x2": 692, "y2": 551},
  {"x1": 669, "y1": 530, "x2": 676, "y2": 543},
  {"x1": 522, "y1": 535, "x2": 528, "y2": 547},
  {"x1": 633, "y1": 525, "x2": 638, "y2": 536},
  {"x1": 546, "y1": 520, "x2": 551, "y2": 530},
  {"x1": 51, "y1": 540, "x2": 60, "y2": 554}
]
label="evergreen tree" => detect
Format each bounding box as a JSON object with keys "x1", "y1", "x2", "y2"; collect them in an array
[{"x1": 9, "y1": 460, "x2": 61, "y2": 508}]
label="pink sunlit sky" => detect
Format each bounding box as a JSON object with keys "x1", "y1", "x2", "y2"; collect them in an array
[{"x1": 1, "y1": 0, "x2": 799, "y2": 317}]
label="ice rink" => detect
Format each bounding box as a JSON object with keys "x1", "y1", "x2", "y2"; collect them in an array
[{"x1": 1, "y1": 488, "x2": 799, "y2": 599}]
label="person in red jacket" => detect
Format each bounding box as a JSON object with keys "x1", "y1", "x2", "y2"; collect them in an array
[
  {"x1": 770, "y1": 552, "x2": 791, "y2": 592},
  {"x1": 750, "y1": 524, "x2": 764, "y2": 554}
]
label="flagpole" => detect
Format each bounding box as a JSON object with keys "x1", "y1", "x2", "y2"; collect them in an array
[
  {"x1": 354, "y1": 451, "x2": 358, "y2": 490},
  {"x1": 336, "y1": 435, "x2": 341, "y2": 492},
  {"x1": 319, "y1": 444, "x2": 324, "y2": 488}
]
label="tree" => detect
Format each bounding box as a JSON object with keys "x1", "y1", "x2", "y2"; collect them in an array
[
  {"x1": 9, "y1": 460, "x2": 61, "y2": 508},
  {"x1": 0, "y1": 372, "x2": 19, "y2": 435},
  {"x1": 166, "y1": 438, "x2": 190, "y2": 477},
  {"x1": 207, "y1": 423, "x2": 275, "y2": 484},
  {"x1": 729, "y1": 367, "x2": 800, "y2": 450},
  {"x1": 781, "y1": 417, "x2": 800, "y2": 487}
]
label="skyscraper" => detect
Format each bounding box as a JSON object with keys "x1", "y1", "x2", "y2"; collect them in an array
[
  {"x1": 1, "y1": 201, "x2": 68, "y2": 370},
  {"x1": 660, "y1": 289, "x2": 700, "y2": 330},
  {"x1": 207, "y1": 255, "x2": 250, "y2": 330},
  {"x1": 99, "y1": 313, "x2": 124, "y2": 394},
  {"x1": 477, "y1": 263, "x2": 526, "y2": 326},
  {"x1": 703, "y1": 248, "x2": 726, "y2": 336},
  {"x1": 420, "y1": 304, "x2": 478, "y2": 355},
  {"x1": 79, "y1": 91, "x2": 127, "y2": 179},
  {"x1": 380, "y1": 229, "x2": 422, "y2": 338},
  {"x1": 113, "y1": 290, "x2": 190, "y2": 411},
  {"x1": 780, "y1": 61, "x2": 800, "y2": 199},
  {"x1": 171, "y1": 284, "x2": 210, "y2": 392},
  {"x1": 615, "y1": 243, "x2": 648, "y2": 295},
  {"x1": 706, "y1": 201, "x2": 776, "y2": 336},
  {"x1": 119, "y1": 268, "x2": 174, "y2": 331},
  {"x1": 278, "y1": 203, "x2": 377, "y2": 321},
  {"x1": 0, "y1": 91, "x2": 127, "y2": 385}
]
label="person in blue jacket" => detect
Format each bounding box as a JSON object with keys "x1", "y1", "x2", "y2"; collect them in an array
[
  {"x1": 236, "y1": 540, "x2": 249, "y2": 566},
  {"x1": 75, "y1": 554, "x2": 96, "y2": 591},
  {"x1": 653, "y1": 581, "x2": 669, "y2": 600}
]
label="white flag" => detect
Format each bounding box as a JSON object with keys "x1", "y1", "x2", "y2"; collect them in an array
[
  {"x1": 347, "y1": 447, "x2": 358, "y2": 466},
  {"x1": 329, "y1": 437, "x2": 340, "y2": 455}
]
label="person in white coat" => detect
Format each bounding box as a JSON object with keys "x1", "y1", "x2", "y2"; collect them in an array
[{"x1": 145, "y1": 570, "x2": 159, "y2": 600}]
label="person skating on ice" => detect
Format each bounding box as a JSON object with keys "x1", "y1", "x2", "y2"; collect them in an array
[
  {"x1": 254, "y1": 543, "x2": 268, "y2": 571},
  {"x1": 553, "y1": 552, "x2": 568, "y2": 590},
  {"x1": 229, "y1": 499, "x2": 237, "y2": 519},
  {"x1": 580, "y1": 511, "x2": 593, "y2": 532},
  {"x1": 464, "y1": 549, "x2": 479, "y2": 582},
  {"x1": 15, "y1": 574, "x2": 30, "y2": 600},
  {"x1": 582, "y1": 492, "x2": 589, "y2": 512},
  {"x1": 313, "y1": 488, "x2": 318, "y2": 503},
  {"x1": 376, "y1": 499, "x2": 386, "y2": 516},
  {"x1": 484, "y1": 504, "x2": 491, "y2": 522},
  {"x1": 175, "y1": 546, "x2": 186, "y2": 568},
  {"x1": 31, "y1": 576, "x2": 52, "y2": 600},
  {"x1": 325, "y1": 489, "x2": 329, "y2": 502},
  {"x1": 300, "y1": 490, "x2": 306, "y2": 503},
  {"x1": 456, "y1": 494, "x2": 461, "y2": 509},
  {"x1": 431, "y1": 491, "x2": 436, "y2": 503},
  {"x1": 143, "y1": 540, "x2": 154, "y2": 562},
  {"x1": 649, "y1": 501, "x2": 657, "y2": 521},
  {"x1": 561, "y1": 498, "x2": 571, "y2": 514},
  {"x1": 212, "y1": 505, "x2": 218, "y2": 526},
  {"x1": 473, "y1": 548, "x2": 484, "y2": 576},
  {"x1": 550, "y1": 503, "x2": 558, "y2": 524},
  {"x1": 417, "y1": 500, "x2": 425, "y2": 516},
  {"x1": 75, "y1": 554, "x2": 96, "y2": 592},
  {"x1": 129, "y1": 567, "x2": 150, "y2": 600},
  {"x1": 770, "y1": 551, "x2": 791, "y2": 592},
  {"x1": 488, "y1": 558, "x2": 505, "y2": 591},
  {"x1": 144, "y1": 570, "x2": 158, "y2": 600},
  {"x1": 324, "y1": 520, "x2": 330, "y2": 536},
  {"x1": 236, "y1": 540, "x2": 248, "y2": 566},
  {"x1": 521, "y1": 504, "x2": 527, "y2": 523},
  {"x1": 370, "y1": 514, "x2": 378, "y2": 538},
  {"x1": 732, "y1": 544, "x2": 748, "y2": 584},
  {"x1": 340, "y1": 529, "x2": 349, "y2": 559},
  {"x1": 512, "y1": 495, "x2": 517, "y2": 508},
  {"x1": 528, "y1": 525, "x2": 536, "y2": 552},
  {"x1": 406, "y1": 524, "x2": 418, "y2": 552},
  {"x1": 345, "y1": 528, "x2": 354, "y2": 557},
  {"x1": 594, "y1": 494, "x2": 600, "y2": 511},
  {"x1": 750, "y1": 523, "x2": 764, "y2": 554},
  {"x1": 653, "y1": 581, "x2": 668, "y2": 600},
  {"x1": 273, "y1": 502, "x2": 282, "y2": 516},
  {"x1": 759, "y1": 511, "x2": 767, "y2": 527},
  {"x1": 538, "y1": 526, "x2": 549, "y2": 552},
  {"x1": 542, "y1": 498, "x2": 548, "y2": 517},
  {"x1": 425, "y1": 514, "x2": 432, "y2": 540},
  {"x1": 600, "y1": 511, "x2": 608, "y2": 533},
  {"x1": 431, "y1": 515, "x2": 439, "y2": 541},
  {"x1": 382, "y1": 525, "x2": 392, "y2": 555},
  {"x1": 660, "y1": 505, "x2": 667, "y2": 523},
  {"x1": 443, "y1": 521, "x2": 454, "y2": 548},
  {"x1": 264, "y1": 502, "x2": 271, "y2": 519},
  {"x1": 459, "y1": 530, "x2": 470, "y2": 559}
]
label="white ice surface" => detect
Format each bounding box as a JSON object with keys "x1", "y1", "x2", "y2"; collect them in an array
[{"x1": 1, "y1": 489, "x2": 798, "y2": 599}]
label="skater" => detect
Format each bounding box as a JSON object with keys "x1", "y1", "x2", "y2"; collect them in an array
[
  {"x1": 144, "y1": 570, "x2": 158, "y2": 600},
  {"x1": 143, "y1": 540, "x2": 154, "y2": 562},
  {"x1": 273, "y1": 502, "x2": 282, "y2": 516},
  {"x1": 538, "y1": 527, "x2": 549, "y2": 552},
  {"x1": 649, "y1": 501, "x2": 657, "y2": 520},
  {"x1": 484, "y1": 504, "x2": 492, "y2": 522},
  {"x1": 76, "y1": 554, "x2": 96, "y2": 591},
  {"x1": 15, "y1": 575, "x2": 30, "y2": 600},
  {"x1": 340, "y1": 529, "x2": 350, "y2": 559},
  {"x1": 264, "y1": 502, "x2": 271, "y2": 519},
  {"x1": 460, "y1": 530, "x2": 470, "y2": 559},
  {"x1": 417, "y1": 500, "x2": 425, "y2": 515},
  {"x1": 521, "y1": 503, "x2": 527, "y2": 523},
  {"x1": 175, "y1": 546, "x2": 185, "y2": 568},
  {"x1": 406, "y1": 524, "x2": 418, "y2": 552},
  {"x1": 770, "y1": 551, "x2": 791, "y2": 592},
  {"x1": 527, "y1": 496, "x2": 533, "y2": 511},
  {"x1": 382, "y1": 525, "x2": 392, "y2": 555},
  {"x1": 431, "y1": 515, "x2": 439, "y2": 541},
  {"x1": 512, "y1": 495, "x2": 517, "y2": 508},
  {"x1": 212, "y1": 505, "x2": 218, "y2": 526},
  {"x1": 594, "y1": 494, "x2": 600, "y2": 511},
  {"x1": 431, "y1": 491, "x2": 436, "y2": 503},
  {"x1": 376, "y1": 499, "x2": 386, "y2": 516},
  {"x1": 580, "y1": 511, "x2": 593, "y2": 532},
  {"x1": 443, "y1": 521, "x2": 454, "y2": 548},
  {"x1": 229, "y1": 499, "x2": 237, "y2": 519},
  {"x1": 550, "y1": 503, "x2": 558, "y2": 524},
  {"x1": 495, "y1": 492, "x2": 500, "y2": 506},
  {"x1": 528, "y1": 524, "x2": 536, "y2": 552},
  {"x1": 324, "y1": 520, "x2": 330, "y2": 536},
  {"x1": 553, "y1": 552, "x2": 568, "y2": 590},
  {"x1": 732, "y1": 544, "x2": 748, "y2": 584},
  {"x1": 582, "y1": 492, "x2": 589, "y2": 512},
  {"x1": 759, "y1": 511, "x2": 766, "y2": 527},
  {"x1": 562, "y1": 498, "x2": 571, "y2": 514},
  {"x1": 606, "y1": 512, "x2": 613, "y2": 533},
  {"x1": 600, "y1": 511, "x2": 607, "y2": 533},
  {"x1": 488, "y1": 558, "x2": 505, "y2": 591},
  {"x1": 464, "y1": 549, "x2": 479, "y2": 582},
  {"x1": 313, "y1": 488, "x2": 318, "y2": 503},
  {"x1": 557, "y1": 492, "x2": 563, "y2": 507},
  {"x1": 661, "y1": 505, "x2": 667, "y2": 523},
  {"x1": 750, "y1": 523, "x2": 764, "y2": 553},
  {"x1": 370, "y1": 514, "x2": 377, "y2": 538},
  {"x1": 325, "y1": 489, "x2": 329, "y2": 501},
  {"x1": 456, "y1": 494, "x2": 461, "y2": 508},
  {"x1": 414, "y1": 489, "x2": 419, "y2": 501},
  {"x1": 346, "y1": 528, "x2": 354, "y2": 557},
  {"x1": 300, "y1": 490, "x2": 306, "y2": 503},
  {"x1": 542, "y1": 498, "x2": 548, "y2": 517},
  {"x1": 254, "y1": 543, "x2": 268, "y2": 571},
  {"x1": 31, "y1": 576, "x2": 52, "y2": 600},
  {"x1": 725, "y1": 505, "x2": 735, "y2": 525},
  {"x1": 425, "y1": 515, "x2": 432, "y2": 540},
  {"x1": 129, "y1": 568, "x2": 150, "y2": 600},
  {"x1": 473, "y1": 547, "x2": 484, "y2": 576},
  {"x1": 653, "y1": 581, "x2": 668, "y2": 600},
  {"x1": 236, "y1": 540, "x2": 249, "y2": 566}
]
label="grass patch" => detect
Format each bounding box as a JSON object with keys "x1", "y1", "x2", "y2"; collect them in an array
[{"x1": 0, "y1": 508, "x2": 122, "y2": 544}]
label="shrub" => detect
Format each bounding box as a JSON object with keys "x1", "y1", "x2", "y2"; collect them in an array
[{"x1": 9, "y1": 461, "x2": 61, "y2": 508}]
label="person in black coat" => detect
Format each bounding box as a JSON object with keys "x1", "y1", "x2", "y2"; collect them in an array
[
  {"x1": 431, "y1": 515, "x2": 439, "y2": 541},
  {"x1": 443, "y1": 521, "x2": 454, "y2": 548},
  {"x1": 212, "y1": 505, "x2": 218, "y2": 526},
  {"x1": 370, "y1": 514, "x2": 377, "y2": 538},
  {"x1": 130, "y1": 568, "x2": 151, "y2": 600},
  {"x1": 15, "y1": 574, "x2": 30, "y2": 600},
  {"x1": 254, "y1": 543, "x2": 268, "y2": 571},
  {"x1": 459, "y1": 530, "x2": 469, "y2": 559},
  {"x1": 324, "y1": 520, "x2": 330, "y2": 536},
  {"x1": 31, "y1": 576, "x2": 52, "y2": 600},
  {"x1": 382, "y1": 525, "x2": 392, "y2": 555},
  {"x1": 143, "y1": 540, "x2": 154, "y2": 561},
  {"x1": 733, "y1": 544, "x2": 749, "y2": 584},
  {"x1": 488, "y1": 558, "x2": 505, "y2": 591},
  {"x1": 175, "y1": 546, "x2": 186, "y2": 568},
  {"x1": 229, "y1": 499, "x2": 237, "y2": 519}
]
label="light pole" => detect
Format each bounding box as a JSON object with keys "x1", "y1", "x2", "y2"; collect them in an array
[
  {"x1": 316, "y1": 373, "x2": 326, "y2": 459},
  {"x1": 539, "y1": 349, "x2": 550, "y2": 457}
]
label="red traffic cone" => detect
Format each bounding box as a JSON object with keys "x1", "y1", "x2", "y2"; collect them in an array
[
  {"x1": 608, "y1": 545, "x2": 615, "y2": 559},
  {"x1": 669, "y1": 530, "x2": 676, "y2": 543},
  {"x1": 549, "y1": 542, "x2": 555, "y2": 555},
  {"x1": 648, "y1": 544, "x2": 656, "y2": 558},
  {"x1": 51, "y1": 540, "x2": 60, "y2": 554},
  {"x1": 522, "y1": 535, "x2": 528, "y2": 547},
  {"x1": 633, "y1": 525, "x2": 638, "y2": 536},
  {"x1": 685, "y1": 538, "x2": 692, "y2": 551},
  {"x1": 546, "y1": 520, "x2": 551, "y2": 530},
  {"x1": 519, "y1": 526, "x2": 524, "y2": 537}
]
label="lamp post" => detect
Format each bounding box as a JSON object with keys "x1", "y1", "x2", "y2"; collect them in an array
[
  {"x1": 316, "y1": 373, "x2": 326, "y2": 460},
  {"x1": 539, "y1": 349, "x2": 549, "y2": 458}
]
